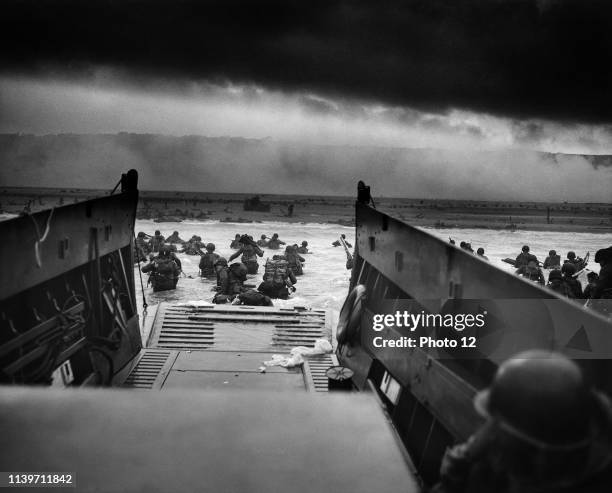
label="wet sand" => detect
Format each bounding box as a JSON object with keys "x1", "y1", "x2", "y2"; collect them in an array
[{"x1": 1, "y1": 187, "x2": 610, "y2": 233}]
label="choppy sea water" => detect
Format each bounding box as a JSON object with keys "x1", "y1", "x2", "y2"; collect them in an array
[{"x1": 133, "y1": 219, "x2": 609, "y2": 331}]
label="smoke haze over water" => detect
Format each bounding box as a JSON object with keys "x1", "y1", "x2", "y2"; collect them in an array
[{"x1": 1, "y1": 133, "x2": 610, "y2": 202}]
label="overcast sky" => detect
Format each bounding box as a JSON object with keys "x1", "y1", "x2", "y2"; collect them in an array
[{"x1": 1, "y1": 0, "x2": 611, "y2": 198}]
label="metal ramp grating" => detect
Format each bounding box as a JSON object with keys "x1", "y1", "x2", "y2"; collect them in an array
[
  {"x1": 303, "y1": 353, "x2": 340, "y2": 392},
  {"x1": 122, "y1": 349, "x2": 175, "y2": 390},
  {"x1": 149, "y1": 304, "x2": 329, "y2": 351}
]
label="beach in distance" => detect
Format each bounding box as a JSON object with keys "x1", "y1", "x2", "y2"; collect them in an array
[{"x1": 2, "y1": 186, "x2": 610, "y2": 233}]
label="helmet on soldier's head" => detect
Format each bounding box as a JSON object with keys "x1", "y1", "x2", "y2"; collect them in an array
[
  {"x1": 474, "y1": 350, "x2": 593, "y2": 448},
  {"x1": 261, "y1": 235, "x2": 267, "y2": 239},
  {"x1": 137, "y1": 232, "x2": 146, "y2": 238},
  {"x1": 522, "y1": 245, "x2": 530, "y2": 252},
  {"x1": 302, "y1": 241, "x2": 308, "y2": 246},
  {"x1": 567, "y1": 251, "x2": 576, "y2": 260},
  {"x1": 594, "y1": 247, "x2": 612, "y2": 264},
  {"x1": 548, "y1": 269, "x2": 562, "y2": 281},
  {"x1": 173, "y1": 231, "x2": 179, "y2": 235},
  {"x1": 159, "y1": 245, "x2": 171, "y2": 255},
  {"x1": 549, "y1": 250, "x2": 556, "y2": 256},
  {"x1": 477, "y1": 247, "x2": 484, "y2": 255},
  {"x1": 155, "y1": 230, "x2": 161, "y2": 236},
  {"x1": 561, "y1": 263, "x2": 576, "y2": 275},
  {"x1": 587, "y1": 272, "x2": 598, "y2": 281},
  {"x1": 206, "y1": 243, "x2": 215, "y2": 251},
  {"x1": 272, "y1": 233, "x2": 278, "y2": 238},
  {"x1": 214, "y1": 257, "x2": 227, "y2": 267}
]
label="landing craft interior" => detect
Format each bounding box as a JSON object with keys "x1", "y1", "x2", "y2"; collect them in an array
[{"x1": 1, "y1": 172, "x2": 610, "y2": 491}]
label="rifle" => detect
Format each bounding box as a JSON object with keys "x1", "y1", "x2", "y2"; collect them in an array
[{"x1": 339, "y1": 236, "x2": 354, "y2": 270}]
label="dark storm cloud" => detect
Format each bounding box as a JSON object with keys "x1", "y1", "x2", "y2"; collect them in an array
[{"x1": 1, "y1": 0, "x2": 611, "y2": 124}]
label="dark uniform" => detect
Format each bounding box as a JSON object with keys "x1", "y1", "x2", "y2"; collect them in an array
[
  {"x1": 229, "y1": 237, "x2": 264, "y2": 274},
  {"x1": 149, "y1": 230, "x2": 165, "y2": 253},
  {"x1": 284, "y1": 246, "x2": 305, "y2": 276},
  {"x1": 583, "y1": 273, "x2": 599, "y2": 299},
  {"x1": 566, "y1": 251, "x2": 586, "y2": 271},
  {"x1": 332, "y1": 234, "x2": 352, "y2": 248},
  {"x1": 216, "y1": 263, "x2": 247, "y2": 296},
  {"x1": 547, "y1": 270, "x2": 572, "y2": 297},
  {"x1": 515, "y1": 245, "x2": 537, "y2": 268},
  {"x1": 543, "y1": 250, "x2": 561, "y2": 269},
  {"x1": 141, "y1": 246, "x2": 180, "y2": 292},
  {"x1": 166, "y1": 231, "x2": 184, "y2": 244},
  {"x1": 134, "y1": 232, "x2": 150, "y2": 262},
  {"x1": 297, "y1": 241, "x2": 309, "y2": 254},
  {"x1": 432, "y1": 351, "x2": 612, "y2": 493},
  {"x1": 267, "y1": 233, "x2": 286, "y2": 250},
  {"x1": 516, "y1": 261, "x2": 545, "y2": 285},
  {"x1": 230, "y1": 234, "x2": 241, "y2": 249},
  {"x1": 591, "y1": 247, "x2": 612, "y2": 299},
  {"x1": 562, "y1": 263, "x2": 583, "y2": 299},
  {"x1": 237, "y1": 289, "x2": 273, "y2": 307},
  {"x1": 199, "y1": 243, "x2": 219, "y2": 278}
]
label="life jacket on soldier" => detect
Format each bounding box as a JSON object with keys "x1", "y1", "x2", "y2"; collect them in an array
[
  {"x1": 149, "y1": 234, "x2": 165, "y2": 253},
  {"x1": 199, "y1": 252, "x2": 219, "y2": 276},
  {"x1": 227, "y1": 263, "x2": 247, "y2": 294},
  {"x1": 142, "y1": 255, "x2": 179, "y2": 292},
  {"x1": 238, "y1": 289, "x2": 273, "y2": 306}
]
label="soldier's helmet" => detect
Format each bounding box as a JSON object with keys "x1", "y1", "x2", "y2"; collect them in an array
[
  {"x1": 272, "y1": 233, "x2": 278, "y2": 238},
  {"x1": 522, "y1": 245, "x2": 530, "y2": 252},
  {"x1": 549, "y1": 250, "x2": 556, "y2": 256},
  {"x1": 261, "y1": 235, "x2": 267, "y2": 239},
  {"x1": 474, "y1": 350, "x2": 595, "y2": 449},
  {"x1": 159, "y1": 245, "x2": 171, "y2": 255},
  {"x1": 173, "y1": 231, "x2": 179, "y2": 235},
  {"x1": 561, "y1": 263, "x2": 576, "y2": 275},
  {"x1": 477, "y1": 247, "x2": 484, "y2": 255},
  {"x1": 567, "y1": 251, "x2": 576, "y2": 260},
  {"x1": 302, "y1": 241, "x2": 308, "y2": 246},
  {"x1": 206, "y1": 243, "x2": 215, "y2": 251},
  {"x1": 594, "y1": 247, "x2": 612, "y2": 263},
  {"x1": 155, "y1": 230, "x2": 161, "y2": 236},
  {"x1": 548, "y1": 269, "x2": 562, "y2": 281},
  {"x1": 214, "y1": 257, "x2": 228, "y2": 267},
  {"x1": 137, "y1": 232, "x2": 146, "y2": 238}
]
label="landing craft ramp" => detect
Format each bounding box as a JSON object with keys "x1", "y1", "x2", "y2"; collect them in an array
[{"x1": 116, "y1": 303, "x2": 339, "y2": 392}]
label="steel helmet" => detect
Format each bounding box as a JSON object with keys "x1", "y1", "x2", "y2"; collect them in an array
[
  {"x1": 522, "y1": 245, "x2": 530, "y2": 252},
  {"x1": 561, "y1": 263, "x2": 576, "y2": 275},
  {"x1": 155, "y1": 230, "x2": 161, "y2": 236},
  {"x1": 474, "y1": 350, "x2": 592, "y2": 448},
  {"x1": 206, "y1": 243, "x2": 215, "y2": 251},
  {"x1": 594, "y1": 247, "x2": 612, "y2": 263},
  {"x1": 159, "y1": 244, "x2": 171, "y2": 255},
  {"x1": 567, "y1": 251, "x2": 576, "y2": 260},
  {"x1": 302, "y1": 241, "x2": 308, "y2": 246},
  {"x1": 549, "y1": 250, "x2": 556, "y2": 256},
  {"x1": 548, "y1": 269, "x2": 562, "y2": 281},
  {"x1": 214, "y1": 257, "x2": 228, "y2": 267}
]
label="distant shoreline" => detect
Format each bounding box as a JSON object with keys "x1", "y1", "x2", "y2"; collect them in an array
[{"x1": 1, "y1": 187, "x2": 610, "y2": 234}]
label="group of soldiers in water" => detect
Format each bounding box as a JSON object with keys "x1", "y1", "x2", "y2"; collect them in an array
[
  {"x1": 449, "y1": 236, "x2": 612, "y2": 300},
  {"x1": 135, "y1": 229, "x2": 320, "y2": 306},
  {"x1": 512, "y1": 244, "x2": 612, "y2": 300}
]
